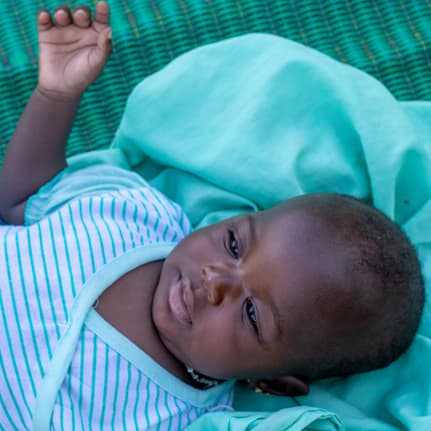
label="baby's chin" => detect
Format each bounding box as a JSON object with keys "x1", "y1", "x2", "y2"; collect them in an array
[
  {"x1": 151, "y1": 278, "x2": 166, "y2": 327},
  {"x1": 152, "y1": 259, "x2": 173, "y2": 301}
]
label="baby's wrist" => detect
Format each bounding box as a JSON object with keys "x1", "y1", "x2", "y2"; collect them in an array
[{"x1": 35, "y1": 85, "x2": 82, "y2": 104}]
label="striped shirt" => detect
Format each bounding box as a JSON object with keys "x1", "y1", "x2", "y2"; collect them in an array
[{"x1": 0, "y1": 167, "x2": 234, "y2": 430}]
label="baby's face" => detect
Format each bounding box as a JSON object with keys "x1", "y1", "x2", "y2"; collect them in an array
[{"x1": 153, "y1": 198, "x2": 351, "y2": 380}]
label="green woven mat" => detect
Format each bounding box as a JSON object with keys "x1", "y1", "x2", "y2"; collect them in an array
[{"x1": 1, "y1": 0, "x2": 430, "y2": 163}]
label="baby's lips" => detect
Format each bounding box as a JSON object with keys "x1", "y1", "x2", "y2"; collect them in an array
[{"x1": 181, "y1": 277, "x2": 195, "y2": 323}]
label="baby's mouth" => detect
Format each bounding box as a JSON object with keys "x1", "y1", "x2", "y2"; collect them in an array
[{"x1": 168, "y1": 275, "x2": 193, "y2": 325}]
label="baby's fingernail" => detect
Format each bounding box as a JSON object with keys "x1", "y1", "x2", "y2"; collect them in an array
[
  {"x1": 54, "y1": 7, "x2": 67, "y2": 15},
  {"x1": 107, "y1": 29, "x2": 112, "y2": 40},
  {"x1": 38, "y1": 10, "x2": 49, "y2": 20}
]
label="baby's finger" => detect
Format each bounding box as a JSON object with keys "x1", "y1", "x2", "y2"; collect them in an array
[
  {"x1": 53, "y1": 6, "x2": 72, "y2": 27},
  {"x1": 94, "y1": 1, "x2": 110, "y2": 26},
  {"x1": 73, "y1": 6, "x2": 91, "y2": 28},
  {"x1": 37, "y1": 9, "x2": 53, "y2": 32}
]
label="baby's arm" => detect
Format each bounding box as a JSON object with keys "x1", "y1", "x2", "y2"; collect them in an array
[{"x1": 0, "y1": 3, "x2": 111, "y2": 224}]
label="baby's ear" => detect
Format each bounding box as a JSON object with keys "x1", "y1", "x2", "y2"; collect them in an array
[{"x1": 249, "y1": 376, "x2": 309, "y2": 397}]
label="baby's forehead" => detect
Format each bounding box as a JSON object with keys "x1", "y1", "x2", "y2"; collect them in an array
[
  {"x1": 257, "y1": 203, "x2": 341, "y2": 249},
  {"x1": 258, "y1": 209, "x2": 359, "y2": 301}
]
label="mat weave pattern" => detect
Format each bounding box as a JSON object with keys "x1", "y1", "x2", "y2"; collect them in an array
[{"x1": 1, "y1": 0, "x2": 430, "y2": 162}]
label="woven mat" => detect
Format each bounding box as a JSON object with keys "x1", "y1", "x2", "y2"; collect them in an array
[{"x1": 1, "y1": 0, "x2": 430, "y2": 162}]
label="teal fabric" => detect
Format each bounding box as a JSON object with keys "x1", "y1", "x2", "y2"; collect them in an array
[
  {"x1": 67, "y1": 34, "x2": 431, "y2": 430},
  {"x1": 185, "y1": 406, "x2": 344, "y2": 430}
]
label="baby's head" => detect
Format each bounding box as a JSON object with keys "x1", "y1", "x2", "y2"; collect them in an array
[{"x1": 152, "y1": 193, "x2": 424, "y2": 394}]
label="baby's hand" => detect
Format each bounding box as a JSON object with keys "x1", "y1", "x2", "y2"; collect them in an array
[{"x1": 37, "y1": 2, "x2": 112, "y2": 99}]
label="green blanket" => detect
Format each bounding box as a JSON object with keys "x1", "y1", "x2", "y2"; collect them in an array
[{"x1": 69, "y1": 34, "x2": 431, "y2": 430}]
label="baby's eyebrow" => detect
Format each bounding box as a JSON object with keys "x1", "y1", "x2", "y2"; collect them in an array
[
  {"x1": 246, "y1": 214, "x2": 257, "y2": 245},
  {"x1": 258, "y1": 298, "x2": 282, "y2": 350},
  {"x1": 270, "y1": 297, "x2": 283, "y2": 339}
]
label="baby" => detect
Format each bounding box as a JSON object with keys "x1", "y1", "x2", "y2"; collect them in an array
[{"x1": 0, "y1": 3, "x2": 424, "y2": 430}]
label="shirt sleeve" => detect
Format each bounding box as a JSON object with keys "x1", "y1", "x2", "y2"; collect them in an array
[{"x1": 25, "y1": 165, "x2": 150, "y2": 225}]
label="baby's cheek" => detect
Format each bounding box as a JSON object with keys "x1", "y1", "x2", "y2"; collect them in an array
[{"x1": 191, "y1": 322, "x2": 236, "y2": 365}]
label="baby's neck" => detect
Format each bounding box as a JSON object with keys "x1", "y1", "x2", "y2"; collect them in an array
[{"x1": 96, "y1": 260, "x2": 199, "y2": 387}]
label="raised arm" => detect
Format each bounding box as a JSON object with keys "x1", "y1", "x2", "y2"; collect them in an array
[{"x1": 0, "y1": 2, "x2": 112, "y2": 224}]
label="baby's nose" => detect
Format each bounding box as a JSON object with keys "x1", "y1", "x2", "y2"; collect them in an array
[{"x1": 202, "y1": 264, "x2": 242, "y2": 306}]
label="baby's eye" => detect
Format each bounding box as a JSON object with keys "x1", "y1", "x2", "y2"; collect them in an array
[
  {"x1": 227, "y1": 229, "x2": 240, "y2": 258},
  {"x1": 245, "y1": 298, "x2": 259, "y2": 334}
]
